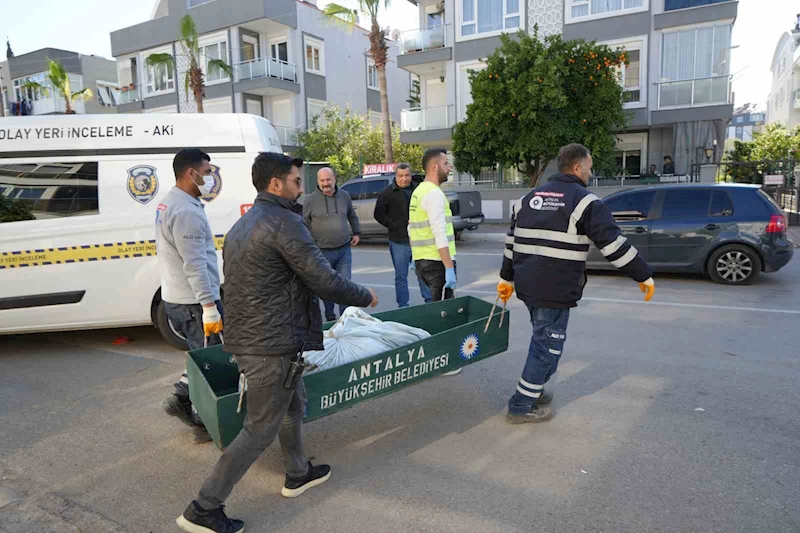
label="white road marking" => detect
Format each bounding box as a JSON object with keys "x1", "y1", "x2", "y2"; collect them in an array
[{"x1": 362, "y1": 284, "x2": 800, "y2": 316}]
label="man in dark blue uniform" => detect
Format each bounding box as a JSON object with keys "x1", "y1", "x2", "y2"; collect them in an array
[{"x1": 497, "y1": 144, "x2": 656, "y2": 424}]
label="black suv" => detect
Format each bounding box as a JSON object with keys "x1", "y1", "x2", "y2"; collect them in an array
[{"x1": 586, "y1": 184, "x2": 794, "y2": 285}]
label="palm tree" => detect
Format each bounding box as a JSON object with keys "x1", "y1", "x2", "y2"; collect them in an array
[
  {"x1": 146, "y1": 14, "x2": 232, "y2": 113},
  {"x1": 324, "y1": 1, "x2": 394, "y2": 163},
  {"x1": 21, "y1": 59, "x2": 93, "y2": 114}
]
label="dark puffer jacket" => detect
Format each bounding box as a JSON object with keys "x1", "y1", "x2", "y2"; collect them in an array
[{"x1": 222, "y1": 192, "x2": 372, "y2": 356}]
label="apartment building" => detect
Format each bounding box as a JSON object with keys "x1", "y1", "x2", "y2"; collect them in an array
[
  {"x1": 0, "y1": 49, "x2": 119, "y2": 116},
  {"x1": 725, "y1": 110, "x2": 764, "y2": 145},
  {"x1": 109, "y1": 0, "x2": 411, "y2": 153},
  {"x1": 397, "y1": 0, "x2": 738, "y2": 179},
  {"x1": 766, "y1": 16, "x2": 800, "y2": 130}
]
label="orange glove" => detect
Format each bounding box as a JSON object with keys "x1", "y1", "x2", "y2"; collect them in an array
[
  {"x1": 638, "y1": 278, "x2": 655, "y2": 302},
  {"x1": 497, "y1": 280, "x2": 514, "y2": 303},
  {"x1": 202, "y1": 305, "x2": 223, "y2": 336}
]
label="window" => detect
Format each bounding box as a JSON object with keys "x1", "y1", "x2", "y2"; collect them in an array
[
  {"x1": 145, "y1": 52, "x2": 175, "y2": 94},
  {"x1": 201, "y1": 41, "x2": 229, "y2": 83},
  {"x1": 735, "y1": 116, "x2": 743, "y2": 123},
  {"x1": 304, "y1": 37, "x2": 325, "y2": 75},
  {"x1": 709, "y1": 191, "x2": 733, "y2": 217},
  {"x1": 340, "y1": 181, "x2": 364, "y2": 200},
  {"x1": 361, "y1": 179, "x2": 388, "y2": 200},
  {"x1": 241, "y1": 34, "x2": 260, "y2": 62},
  {"x1": 307, "y1": 98, "x2": 326, "y2": 127},
  {"x1": 735, "y1": 126, "x2": 743, "y2": 138},
  {"x1": 0, "y1": 162, "x2": 99, "y2": 222},
  {"x1": 661, "y1": 189, "x2": 712, "y2": 218},
  {"x1": 569, "y1": 0, "x2": 645, "y2": 22},
  {"x1": 660, "y1": 24, "x2": 731, "y2": 108},
  {"x1": 13, "y1": 73, "x2": 50, "y2": 102},
  {"x1": 604, "y1": 190, "x2": 656, "y2": 220},
  {"x1": 460, "y1": 0, "x2": 520, "y2": 39},
  {"x1": 367, "y1": 61, "x2": 379, "y2": 90},
  {"x1": 96, "y1": 85, "x2": 119, "y2": 107},
  {"x1": 270, "y1": 41, "x2": 288, "y2": 62},
  {"x1": 614, "y1": 150, "x2": 642, "y2": 176},
  {"x1": 188, "y1": 0, "x2": 215, "y2": 7}
]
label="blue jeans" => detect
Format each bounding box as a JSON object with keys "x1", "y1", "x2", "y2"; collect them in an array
[
  {"x1": 389, "y1": 241, "x2": 432, "y2": 307},
  {"x1": 508, "y1": 305, "x2": 570, "y2": 414},
  {"x1": 165, "y1": 299, "x2": 223, "y2": 397},
  {"x1": 320, "y1": 244, "x2": 352, "y2": 319}
]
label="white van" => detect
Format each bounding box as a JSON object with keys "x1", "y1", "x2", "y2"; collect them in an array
[{"x1": 0, "y1": 113, "x2": 283, "y2": 348}]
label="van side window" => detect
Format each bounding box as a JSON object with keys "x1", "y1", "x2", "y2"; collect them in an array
[
  {"x1": 340, "y1": 181, "x2": 364, "y2": 200},
  {"x1": 0, "y1": 162, "x2": 99, "y2": 223}
]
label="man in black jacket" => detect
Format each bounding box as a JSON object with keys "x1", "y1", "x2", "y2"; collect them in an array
[
  {"x1": 176, "y1": 153, "x2": 378, "y2": 533},
  {"x1": 373, "y1": 163, "x2": 432, "y2": 307},
  {"x1": 496, "y1": 144, "x2": 655, "y2": 425}
]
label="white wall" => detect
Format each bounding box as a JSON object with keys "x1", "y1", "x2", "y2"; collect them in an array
[{"x1": 767, "y1": 33, "x2": 799, "y2": 128}]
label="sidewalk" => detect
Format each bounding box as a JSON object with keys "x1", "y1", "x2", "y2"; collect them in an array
[{"x1": 465, "y1": 224, "x2": 800, "y2": 248}]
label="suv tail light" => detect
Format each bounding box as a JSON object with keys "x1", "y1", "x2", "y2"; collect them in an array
[{"x1": 766, "y1": 214, "x2": 787, "y2": 234}]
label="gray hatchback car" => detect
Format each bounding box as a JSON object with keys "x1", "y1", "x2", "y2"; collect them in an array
[{"x1": 586, "y1": 184, "x2": 794, "y2": 285}]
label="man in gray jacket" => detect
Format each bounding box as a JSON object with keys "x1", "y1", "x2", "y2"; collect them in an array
[
  {"x1": 303, "y1": 167, "x2": 361, "y2": 321},
  {"x1": 155, "y1": 148, "x2": 223, "y2": 444}
]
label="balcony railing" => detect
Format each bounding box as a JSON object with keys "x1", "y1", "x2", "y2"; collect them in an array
[
  {"x1": 399, "y1": 25, "x2": 449, "y2": 55},
  {"x1": 273, "y1": 125, "x2": 300, "y2": 146},
  {"x1": 234, "y1": 58, "x2": 298, "y2": 84},
  {"x1": 118, "y1": 85, "x2": 142, "y2": 104},
  {"x1": 658, "y1": 75, "x2": 731, "y2": 109},
  {"x1": 400, "y1": 105, "x2": 455, "y2": 132}
]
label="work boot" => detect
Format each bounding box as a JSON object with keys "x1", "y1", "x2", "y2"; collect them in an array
[
  {"x1": 281, "y1": 462, "x2": 331, "y2": 498},
  {"x1": 537, "y1": 389, "x2": 553, "y2": 405},
  {"x1": 163, "y1": 394, "x2": 199, "y2": 428},
  {"x1": 506, "y1": 405, "x2": 554, "y2": 425},
  {"x1": 176, "y1": 501, "x2": 244, "y2": 533}
]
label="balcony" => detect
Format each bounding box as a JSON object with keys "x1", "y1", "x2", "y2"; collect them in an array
[
  {"x1": 273, "y1": 125, "x2": 300, "y2": 147},
  {"x1": 119, "y1": 85, "x2": 142, "y2": 104},
  {"x1": 397, "y1": 25, "x2": 452, "y2": 76},
  {"x1": 234, "y1": 58, "x2": 297, "y2": 83},
  {"x1": 664, "y1": 0, "x2": 732, "y2": 10},
  {"x1": 399, "y1": 105, "x2": 455, "y2": 146},
  {"x1": 658, "y1": 75, "x2": 731, "y2": 109},
  {"x1": 233, "y1": 57, "x2": 301, "y2": 97}
]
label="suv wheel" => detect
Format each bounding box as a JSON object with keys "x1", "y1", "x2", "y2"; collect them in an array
[
  {"x1": 155, "y1": 300, "x2": 190, "y2": 350},
  {"x1": 707, "y1": 245, "x2": 761, "y2": 285}
]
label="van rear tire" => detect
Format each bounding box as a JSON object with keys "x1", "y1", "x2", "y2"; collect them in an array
[{"x1": 155, "y1": 300, "x2": 189, "y2": 350}]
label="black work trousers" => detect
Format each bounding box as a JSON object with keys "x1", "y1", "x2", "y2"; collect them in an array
[{"x1": 415, "y1": 260, "x2": 457, "y2": 302}]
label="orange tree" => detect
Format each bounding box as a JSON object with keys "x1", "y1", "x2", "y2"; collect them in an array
[{"x1": 453, "y1": 28, "x2": 628, "y2": 186}]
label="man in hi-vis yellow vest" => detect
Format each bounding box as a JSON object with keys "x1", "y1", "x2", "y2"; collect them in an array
[{"x1": 408, "y1": 148, "x2": 457, "y2": 302}]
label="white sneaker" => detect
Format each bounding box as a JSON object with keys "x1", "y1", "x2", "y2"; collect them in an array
[{"x1": 442, "y1": 368, "x2": 462, "y2": 376}]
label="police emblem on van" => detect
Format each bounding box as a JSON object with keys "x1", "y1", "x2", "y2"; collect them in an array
[
  {"x1": 127, "y1": 165, "x2": 159, "y2": 204},
  {"x1": 201, "y1": 164, "x2": 223, "y2": 202}
]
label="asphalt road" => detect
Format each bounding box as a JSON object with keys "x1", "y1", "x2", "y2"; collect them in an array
[{"x1": 1, "y1": 239, "x2": 799, "y2": 533}]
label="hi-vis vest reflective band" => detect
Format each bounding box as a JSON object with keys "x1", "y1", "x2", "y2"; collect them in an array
[{"x1": 408, "y1": 181, "x2": 456, "y2": 261}]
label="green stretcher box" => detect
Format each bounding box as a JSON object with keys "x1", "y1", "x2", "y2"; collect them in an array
[{"x1": 187, "y1": 296, "x2": 510, "y2": 450}]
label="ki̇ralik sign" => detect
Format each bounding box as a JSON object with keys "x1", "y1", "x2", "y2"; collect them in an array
[
  {"x1": 363, "y1": 163, "x2": 398, "y2": 174},
  {"x1": 763, "y1": 174, "x2": 784, "y2": 186}
]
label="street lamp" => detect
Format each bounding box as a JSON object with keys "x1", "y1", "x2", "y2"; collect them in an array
[{"x1": 704, "y1": 147, "x2": 714, "y2": 161}]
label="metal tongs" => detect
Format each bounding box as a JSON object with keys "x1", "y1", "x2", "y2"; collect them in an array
[{"x1": 483, "y1": 297, "x2": 507, "y2": 333}]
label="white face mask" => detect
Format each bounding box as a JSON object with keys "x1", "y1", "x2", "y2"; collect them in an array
[{"x1": 194, "y1": 171, "x2": 215, "y2": 196}]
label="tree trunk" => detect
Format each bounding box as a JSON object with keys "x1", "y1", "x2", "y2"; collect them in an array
[
  {"x1": 369, "y1": 16, "x2": 393, "y2": 163},
  {"x1": 377, "y1": 65, "x2": 393, "y2": 163},
  {"x1": 525, "y1": 157, "x2": 550, "y2": 188},
  {"x1": 190, "y1": 63, "x2": 204, "y2": 113},
  {"x1": 63, "y1": 91, "x2": 73, "y2": 115}
]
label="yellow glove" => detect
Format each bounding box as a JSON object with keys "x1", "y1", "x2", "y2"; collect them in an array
[
  {"x1": 638, "y1": 277, "x2": 655, "y2": 302},
  {"x1": 497, "y1": 280, "x2": 515, "y2": 303},
  {"x1": 202, "y1": 305, "x2": 223, "y2": 336}
]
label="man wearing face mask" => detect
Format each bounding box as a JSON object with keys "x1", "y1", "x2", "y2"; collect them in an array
[{"x1": 155, "y1": 148, "x2": 223, "y2": 444}]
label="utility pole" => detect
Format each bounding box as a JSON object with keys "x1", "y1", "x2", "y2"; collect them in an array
[{"x1": 0, "y1": 64, "x2": 6, "y2": 118}]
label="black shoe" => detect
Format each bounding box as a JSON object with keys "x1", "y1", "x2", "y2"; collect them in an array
[
  {"x1": 176, "y1": 501, "x2": 244, "y2": 533},
  {"x1": 506, "y1": 405, "x2": 554, "y2": 425},
  {"x1": 537, "y1": 389, "x2": 553, "y2": 405},
  {"x1": 163, "y1": 394, "x2": 205, "y2": 428},
  {"x1": 281, "y1": 462, "x2": 331, "y2": 498},
  {"x1": 191, "y1": 426, "x2": 213, "y2": 444}
]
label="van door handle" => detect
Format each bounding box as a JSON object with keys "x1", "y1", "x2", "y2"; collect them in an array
[
  {"x1": 705, "y1": 224, "x2": 718, "y2": 231},
  {"x1": 634, "y1": 226, "x2": 648, "y2": 234}
]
